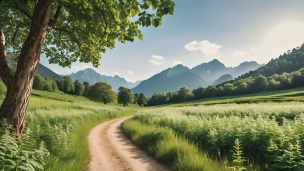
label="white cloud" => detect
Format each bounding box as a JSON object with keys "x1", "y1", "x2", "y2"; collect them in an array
[
  {"x1": 250, "y1": 47, "x2": 257, "y2": 52},
  {"x1": 184, "y1": 40, "x2": 222, "y2": 56},
  {"x1": 232, "y1": 51, "x2": 248, "y2": 58},
  {"x1": 151, "y1": 55, "x2": 164, "y2": 61},
  {"x1": 148, "y1": 60, "x2": 164, "y2": 66},
  {"x1": 173, "y1": 61, "x2": 182, "y2": 65},
  {"x1": 114, "y1": 72, "x2": 120, "y2": 75},
  {"x1": 127, "y1": 71, "x2": 133, "y2": 75}
]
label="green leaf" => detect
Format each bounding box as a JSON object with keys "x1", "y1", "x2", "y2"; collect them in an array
[
  {"x1": 138, "y1": 33, "x2": 143, "y2": 40},
  {"x1": 145, "y1": 17, "x2": 151, "y2": 27},
  {"x1": 170, "y1": 1, "x2": 176, "y2": 6},
  {"x1": 4, "y1": 159, "x2": 16, "y2": 166},
  {"x1": 152, "y1": 18, "x2": 160, "y2": 27}
]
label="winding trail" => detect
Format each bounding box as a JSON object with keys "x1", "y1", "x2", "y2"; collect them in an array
[{"x1": 88, "y1": 116, "x2": 170, "y2": 171}]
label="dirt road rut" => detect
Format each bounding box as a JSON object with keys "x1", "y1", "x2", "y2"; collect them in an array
[{"x1": 88, "y1": 116, "x2": 169, "y2": 171}]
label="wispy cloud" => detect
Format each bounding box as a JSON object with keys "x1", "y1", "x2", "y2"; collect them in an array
[
  {"x1": 232, "y1": 47, "x2": 257, "y2": 58},
  {"x1": 127, "y1": 71, "x2": 133, "y2": 75},
  {"x1": 151, "y1": 55, "x2": 164, "y2": 60},
  {"x1": 148, "y1": 60, "x2": 164, "y2": 66},
  {"x1": 148, "y1": 55, "x2": 164, "y2": 66},
  {"x1": 184, "y1": 40, "x2": 222, "y2": 56},
  {"x1": 173, "y1": 60, "x2": 182, "y2": 65}
]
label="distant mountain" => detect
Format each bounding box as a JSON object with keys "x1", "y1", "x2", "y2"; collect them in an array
[
  {"x1": 132, "y1": 60, "x2": 260, "y2": 97},
  {"x1": 37, "y1": 63, "x2": 62, "y2": 80},
  {"x1": 190, "y1": 59, "x2": 260, "y2": 83},
  {"x1": 229, "y1": 61, "x2": 261, "y2": 78},
  {"x1": 132, "y1": 65, "x2": 209, "y2": 97},
  {"x1": 68, "y1": 68, "x2": 140, "y2": 91},
  {"x1": 7, "y1": 56, "x2": 62, "y2": 80},
  {"x1": 238, "y1": 44, "x2": 304, "y2": 79},
  {"x1": 191, "y1": 59, "x2": 228, "y2": 83},
  {"x1": 213, "y1": 74, "x2": 233, "y2": 85}
]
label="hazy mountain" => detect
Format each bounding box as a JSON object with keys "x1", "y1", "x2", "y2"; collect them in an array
[
  {"x1": 229, "y1": 61, "x2": 261, "y2": 78},
  {"x1": 132, "y1": 64, "x2": 209, "y2": 97},
  {"x1": 213, "y1": 74, "x2": 233, "y2": 85},
  {"x1": 238, "y1": 44, "x2": 304, "y2": 79},
  {"x1": 191, "y1": 59, "x2": 228, "y2": 83},
  {"x1": 37, "y1": 63, "x2": 62, "y2": 80},
  {"x1": 190, "y1": 59, "x2": 260, "y2": 83},
  {"x1": 7, "y1": 57, "x2": 62, "y2": 80},
  {"x1": 68, "y1": 68, "x2": 140, "y2": 91}
]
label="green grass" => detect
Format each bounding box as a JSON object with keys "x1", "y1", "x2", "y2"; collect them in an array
[
  {"x1": 130, "y1": 103, "x2": 304, "y2": 170},
  {"x1": 122, "y1": 119, "x2": 221, "y2": 171},
  {"x1": 1, "y1": 90, "x2": 135, "y2": 171},
  {"x1": 170, "y1": 86, "x2": 304, "y2": 107},
  {"x1": 43, "y1": 109, "x2": 135, "y2": 171}
]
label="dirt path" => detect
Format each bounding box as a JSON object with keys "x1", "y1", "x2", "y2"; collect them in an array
[{"x1": 88, "y1": 116, "x2": 170, "y2": 171}]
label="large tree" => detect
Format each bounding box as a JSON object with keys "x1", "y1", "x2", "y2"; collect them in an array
[
  {"x1": 0, "y1": 0, "x2": 175, "y2": 138},
  {"x1": 87, "y1": 82, "x2": 117, "y2": 104},
  {"x1": 118, "y1": 86, "x2": 134, "y2": 107}
]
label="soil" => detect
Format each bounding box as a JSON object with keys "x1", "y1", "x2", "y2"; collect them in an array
[{"x1": 88, "y1": 116, "x2": 170, "y2": 171}]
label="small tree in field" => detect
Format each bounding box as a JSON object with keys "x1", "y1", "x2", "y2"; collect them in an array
[
  {"x1": 88, "y1": 82, "x2": 117, "y2": 104},
  {"x1": 118, "y1": 86, "x2": 134, "y2": 107},
  {"x1": 0, "y1": 0, "x2": 175, "y2": 138},
  {"x1": 137, "y1": 93, "x2": 148, "y2": 106}
]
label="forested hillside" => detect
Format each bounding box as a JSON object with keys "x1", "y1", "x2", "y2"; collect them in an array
[
  {"x1": 239, "y1": 44, "x2": 304, "y2": 79},
  {"x1": 146, "y1": 44, "x2": 304, "y2": 106}
]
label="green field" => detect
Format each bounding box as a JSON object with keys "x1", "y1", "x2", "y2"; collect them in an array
[
  {"x1": 172, "y1": 86, "x2": 304, "y2": 106},
  {"x1": 0, "y1": 90, "x2": 134, "y2": 171},
  {"x1": 1, "y1": 88, "x2": 304, "y2": 171},
  {"x1": 122, "y1": 87, "x2": 304, "y2": 171}
]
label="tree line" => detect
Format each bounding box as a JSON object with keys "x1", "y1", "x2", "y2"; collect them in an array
[
  {"x1": 146, "y1": 68, "x2": 304, "y2": 106},
  {"x1": 28, "y1": 75, "x2": 149, "y2": 107}
]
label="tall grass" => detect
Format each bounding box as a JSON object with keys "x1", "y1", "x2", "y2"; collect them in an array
[
  {"x1": 123, "y1": 119, "x2": 220, "y2": 171},
  {"x1": 1, "y1": 90, "x2": 135, "y2": 171},
  {"x1": 129, "y1": 102, "x2": 304, "y2": 170}
]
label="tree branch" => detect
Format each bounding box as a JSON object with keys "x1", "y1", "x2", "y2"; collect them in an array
[
  {"x1": 86, "y1": 0, "x2": 108, "y2": 30},
  {"x1": 0, "y1": 29, "x2": 13, "y2": 87},
  {"x1": 47, "y1": 6, "x2": 62, "y2": 30},
  {"x1": 12, "y1": 27, "x2": 19, "y2": 43},
  {"x1": 53, "y1": 28, "x2": 81, "y2": 49},
  {"x1": 101, "y1": 0, "x2": 115, "y2": 20},
  {"x1": 13, "y1": 2, "x2": 32, "y2": 19},
  {"x1": 58, "y1": 13, "x2": 74, "y2": 45}
]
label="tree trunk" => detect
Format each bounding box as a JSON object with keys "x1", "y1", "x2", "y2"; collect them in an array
[{"x1": 0, "y1": 0, "x2": 54, "y2": 138}]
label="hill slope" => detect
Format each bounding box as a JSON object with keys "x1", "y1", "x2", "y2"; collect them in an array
[
  {"x1": 191, "y1": 59, "x2": 260, "y2": 83},
  {"x1": 68, "y1": 68, "x2": 140, "y2": 91},
  {"x1": 7, "y1": 57, "x2": 62, "y2": 80},
  {"x1": 239, "y1": 44, "x2": 304, "y2": 79},
  {"x1": 132, "y1": 65, "x2": 209, "y2": 97},
  {"x1": 213, "y1": 74, "x2": 233, "y2": 85}
]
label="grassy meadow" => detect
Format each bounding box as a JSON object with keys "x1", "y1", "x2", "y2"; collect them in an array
[
  {"x1": 0, "y1": 90, "x2": 134, "y2": 171},
  {"x1": 1, "y1": 87, "x2": 304, "y2": 171},
  {"x1": 172, "y1": 86, "x2": 304, "y2": 107},
  {"x1": 122, "y1": 87, "x2": 304, "y2": 171}
]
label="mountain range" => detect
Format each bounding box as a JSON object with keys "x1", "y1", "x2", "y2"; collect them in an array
[
  {"x1": 68, "y1": 68, "x2": 141, "y2": 91},
  {"x1": 132, "y1": 59, "x2": 260, "y2": 97},
  {"x1": 8, "y1": 55, "x2": 260, "y2": 96}
]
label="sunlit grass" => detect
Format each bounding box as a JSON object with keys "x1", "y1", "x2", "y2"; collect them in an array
[{"x1": 1, "y1": 90, "x2": 135, "y2": 171}]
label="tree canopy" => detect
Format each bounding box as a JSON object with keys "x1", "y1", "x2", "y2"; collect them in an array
[
  {"x1": 0, "y1": 0, "x2": 175, "y2": 138},
  {"x1": 0, "y1": 0, "x2": 175, "y2": 67},
  {"x1": 87, "y1": 82, "x2": 117, "y2": 104},
  {"x1": 118, "y1": 86, "x2": 134, "y2": 107}
]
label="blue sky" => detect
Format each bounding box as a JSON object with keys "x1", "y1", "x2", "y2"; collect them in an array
[{"x1": 40, "y1": 0, "x2": 304, "y2": 82}]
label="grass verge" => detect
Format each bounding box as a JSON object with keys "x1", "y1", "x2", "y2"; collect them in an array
[
  {"x1": 122, "y1": 119, "x2": 222, "y2": 171},
  {"x1": 43, "y1": 109, "x2": 135, "y2": 171}
]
